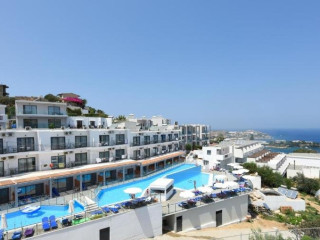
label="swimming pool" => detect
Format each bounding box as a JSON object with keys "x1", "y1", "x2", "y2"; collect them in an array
[
  {"x1": 166, "y1": 166, "x2": 209, "y2": 190},
  {"x1": 97, "y1": 163, "x2": 209, "y2": 206},
  {"x1": 0, "y1": 201, "x2": 84, "y2": 230}
]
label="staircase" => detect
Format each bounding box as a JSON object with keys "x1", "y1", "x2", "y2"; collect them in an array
[
  {"x1": 85, "y1": 202, "x2": 99, "y2": 212},
  {"x1": 83, "y1": 196, "x2": 99, "y2": 212}
]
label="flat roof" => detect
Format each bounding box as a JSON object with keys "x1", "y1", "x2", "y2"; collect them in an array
[
  {"x1": 0, "y1": 152, "x2": 185, "y2": 188},
  {"x1": 15, "y1": 100, "x2": 67, "y2": 106},
  {"x1": 0, "y1": 160, "x2": 137, "y2": 187},
  {"x1": 150, "y1": 178, "x2": 174, "y2": 188},
  {"x1": 138, "y1": 151, "x2": 184, "y2": 166},
  {"x1": 287, "y1": 153, "x2": 320, "y2": 159}
]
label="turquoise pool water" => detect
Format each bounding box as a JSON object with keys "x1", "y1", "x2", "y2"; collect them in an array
[
  {"x1": 0, "y1": 163, "x2": 206, "y2": 230},
  {"x1": 166, "y1": 166, "x2": 209, "y2": 190},
  {"x1": 0, "y1": 201, "x2": 84, "y2": 230},
  {"x1": 97, "y1": 163, "x2": 208, "y2": 206}
]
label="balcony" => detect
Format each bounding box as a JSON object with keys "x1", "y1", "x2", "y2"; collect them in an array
[{"x1": 17, "y1": 110, "x2": 67, "y2": 117}]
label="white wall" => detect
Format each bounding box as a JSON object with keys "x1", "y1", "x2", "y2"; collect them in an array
[
  {"x1": 31, "y1": 203, "x2": 162, "y2": 240},
  {"x1": 164, "y1": 194, "x2": 248, "y2": 232}
]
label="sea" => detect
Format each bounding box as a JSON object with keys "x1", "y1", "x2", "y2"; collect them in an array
[{"x1": 257, "y1": 129, "x2": 320, "y2": 154}]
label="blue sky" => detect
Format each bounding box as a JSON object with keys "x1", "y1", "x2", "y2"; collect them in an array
[{"x1": 1, "y1": 1, "x2": 319, "y2": 129}]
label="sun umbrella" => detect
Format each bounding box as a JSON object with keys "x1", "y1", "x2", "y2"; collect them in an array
[
  {"x1": 1, "y1": 213, "x2": 7, "y2": 230},
  {"x1": 124, "y1": 187, "x2": 142, "y2": 195},
  {"x1": 240, "y1": 169, "x2": 249, "y2": 174},
  {"x1": 68, "y1": 200, "x2": 74, "y2": 214},
  {"x1": 179, "y1": 191, "x2": 195, "y2": 199},
  {"x1": 233, "y1": 165, "x2": 243, "y2": 169},
  {"x1": 214, "y1": 182, "x2": 228, "y2": 189},
  {"x1": 232, "y1": 170, "x2": 244, "y2": 175},
  {"x1": 197, "y1": 186, "x2": 213, "y2": 194},
  {"x1": 224, "y1": 181, "x2": 239, "y2": 189}
]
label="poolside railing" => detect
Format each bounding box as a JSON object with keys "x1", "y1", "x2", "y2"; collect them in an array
[
  {"x1": 162, "y1": 188, "x2": 252, "y2": 216},
  {"x1": 0, "y1": 197, "x2": 160, "y2": 239}
]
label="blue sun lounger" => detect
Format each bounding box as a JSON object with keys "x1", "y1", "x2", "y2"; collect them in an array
[
  {"x1": 11, "y1": 231, "x2": 22, "y2": 240},
  {"x1": 102, "y1": 207, "x2": 110, "y2": 213},
  {"x1": 0, "y1": 229, "x2": 4, "y2": 240},
  {"x1": 49, "y1": 215, "x2": 58, "y2": 229},
  {"x1": 42, "y1": 217, "x2": 50, "y2": 231}
]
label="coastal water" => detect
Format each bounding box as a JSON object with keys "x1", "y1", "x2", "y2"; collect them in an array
[
  {"x1": 259, "y1": 129, "x2": 320, "y2": 142},
  {"x1": 257, "y1": 129, "x2": 320, "y2": 153}
]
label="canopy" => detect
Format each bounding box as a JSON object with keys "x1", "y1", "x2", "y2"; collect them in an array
[
  {"x1": 124, "y1": 187, "x2": 142, "y2": 195},
  {"x1": 179, "y1": 191, "x2": 195, "y2": 199},
  {"x1": 232, "y1": 169, "x2": 249, "y2": 175},
  {"x1": 197, "y1": 186, "x2": 213, "y2": 194},
  {"x1": 214, "y1": 182, "x2": 228, "y2": 189},
  {"x1": 68, "y1": 200, "x2": 75, "y2": 214},
  {"x1": 232, "y1": 170, "x2": 244, "y2": 175},
  {"x1": 224, "y1": 181, "x2": 239, "y2": 189},
  {"x1": 233, "y1": 165, "x2": 243, "y2": 169},
  {"x1": 1, "y1": 213, "x2": 7, "y2": 230},
  {"x1": 227, "y1": 163, "x2": 239, "y2": 167}
]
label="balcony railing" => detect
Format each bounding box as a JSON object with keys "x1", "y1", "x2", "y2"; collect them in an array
[{"x1": 17, "y1": 110, "x2": 67, "y2": 116}]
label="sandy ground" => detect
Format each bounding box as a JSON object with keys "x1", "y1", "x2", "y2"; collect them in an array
[
  {"x1": 147, "y1": 218, "x2": 292, "y2": 240},
  {"x1": 300, "y1": 193, "x2": 320, "y2": 213}
]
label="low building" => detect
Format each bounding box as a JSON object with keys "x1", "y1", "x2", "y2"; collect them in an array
[
  {"x1": 0, "y1": 104, "x2": 8, "y2": 130},
  {"x1": 286, "y1": 153, "x2": 320, "y2": 178},
  {"x1": 15, "y1": 100, "x2": 68, "y2": 129}
]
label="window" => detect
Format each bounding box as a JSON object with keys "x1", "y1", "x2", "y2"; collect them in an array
[
  {"x1": 144, "y1": 136, "x2": 150, "y2": 145},
  {"x1": 51, "y1": 155, "x2": 66, "y2": 169},
  {"x1": 0, "y1": 139, "x2": 3, "y2": 154},
  {"x1": 133, "y1": 150, "x2": 140, "y2": 159},
  {"x1": 48, "y1": 106, "x2": 60, "y2": 115},
  {"x1": 17, "y1": 137, "x2": 35, "y2": 152},
  {"x1": 23, "y1": 105, "x2": 37, "y2": 114},
  {"x1": 116, "y1": 134, "x2": 125, "y2": 145},
  {"x1": 99, "y1": 151, "x2": 109, "y2": 162},
  {"x1": 75, "y1": 153, "x2": 88, "y2": 166},
  {"x1": 207, "y1": 150, "x2": 211, "y2": 155},
  {"x1": 99, "y1": 135, "x2": 109, "y2": 146},
  {"x1": 0, "y1": 188, "x2": 9, "y2": 204},
  {"x1": 144, "y1": 148, "x2": 150, "y2": 158},
  {"x1": 161, "y1": 135, "x2": 166, "y2": 142},
  {"x1": 51, "y1": 137, "x2": 65, "y2": 150},
  {"x1": 168, "y1": 134, "x2": 173, "y2": 141},
  {"x1": 75, "y1": 136, "x2": 87, "y2": 148},
  {"x1": 18, "y1": 157, "x2": 36, "y2": 173},
  {"x1": 18, "y1": 183, "x2": 43, "y2": 198},
  {"x1": 48, "y1": 119, "x2": 61, "y2": 128},
  {"x1": 115, "y1": 149, "x2": 125, "y2": 160},
  {"x1": 133, "y1": 136, "x2": 140, "y2": 146},
  {"x1": 53, "y1": 177, "x2": 73, "y2": 192},
  {"x1": 0, "y1": 161, "x2": 4, "y2": 177},
  {"x1": 204, "y1": 160, "x2": 209, "y2": 165},
  {"x1": 23, "y1": 119, "x2": 38, "y2": 128},
  {"x1": 174, "y1": 134, "x2": 179, "y2": 140},
  {"x1": 153, "y1": 135, "x2": 158, "y2": 143},
  {"x1": 166, "y1": 184, "x2": 174, "y2": 193}
]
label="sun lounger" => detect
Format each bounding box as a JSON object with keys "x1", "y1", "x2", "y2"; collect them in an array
[
  {"x1": 102, "y1": 207, "x2": 110, "y2": 213},
  {"x1": 210, "y1": 193, "x2": 217, "y2": 198},
  {"x1": 193, "y1": 197, "x2": 202, "y2": 202},
  {"x1": 24, "y1": 228, "x2": 34, "y2": 238},
  {"x1": 121, "y1": 201, "x2": 133, "y2": 209},
  {"x1": 74, "y1": 214, "x2": 84, "y2": 220},
  {"x1": 42, "y1": 217, "x2": 50, "y2": 231},
  {"x1": 52, "y1": 187, "x2": 60, "y2": 197},
  {"x1": 109, "y1": 205, "x2": 120, "y2": 213},
  {"x1": 49, "y1": 215, "x2": 58, "y2": 229},
  {"x1": 178, "y1": 201, "x2": 188, "y2": 208},
  {"x1": 61, "y1": 218, "x2": 71, "y2": 227},
  {"x1": 0, "y1": 229, "x2": 4, "y2": 240},
  {"x1": 91, "y1": 210, "x2": 103, "y2": 215},
  {"x1": 12, "y1": 231, "x2": 22, "y2": 240}
]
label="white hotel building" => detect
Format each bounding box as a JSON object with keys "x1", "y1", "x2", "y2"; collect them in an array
[
  {"x1": 180, "y1": 124, "x2": 209, "y2": 148},
  {"x1": 0, "y1": 100, "x2": 184, "y2": 207}
]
